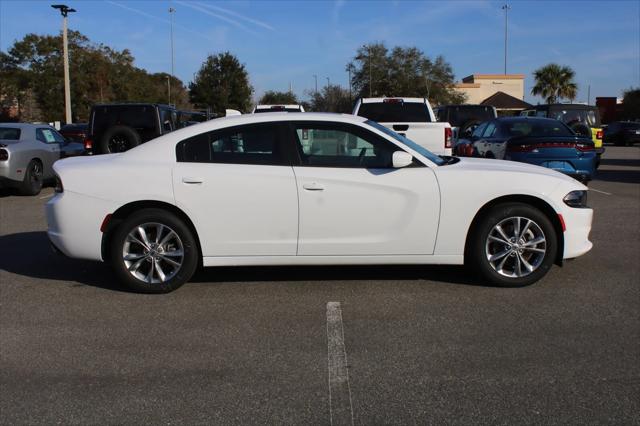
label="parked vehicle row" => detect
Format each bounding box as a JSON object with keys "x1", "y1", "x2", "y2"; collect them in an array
[
  {"x1": 434, "y1": 104, "x2": 497, "y2": 141},
  {"x1": 46, "y1": 112, "x2": 593, "y2": 293},
  {"x1": 603, "y1": 121, "x2": 640, "y2": 146},
  {"x1": 454, "y1": 116, "x2": 596, "y2": 183}
]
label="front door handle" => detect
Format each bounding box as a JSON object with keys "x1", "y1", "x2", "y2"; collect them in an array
[
  {"x1": 303, "y1": 182, "x2": 324, "y2": 191},
  {"x1": 182, "y1": 177, "x2": 203, "y2": 184}
]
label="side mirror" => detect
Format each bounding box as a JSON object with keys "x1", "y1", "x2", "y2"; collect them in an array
[{"x1": 392, "y1": 151, "x2": 413, "y2": 168}]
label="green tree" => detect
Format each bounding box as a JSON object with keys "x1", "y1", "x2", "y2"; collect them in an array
[
  {"x1": 259, "y1": 90, "x2": 298, "y2": 105},
  {"x1": 189, "y1": 52, "x2": 253, "y2": 114},
  {"x1": 306, "y1": 84, "x2": 353, "y2": 113},
  {"x1": 347, "y1": 43, "x2": 465, "y2": 105},
  {"x1": 622, "y1": 87, "x2": 640, "y2": 120},
  {"x1": 531, "y1": 63, "x2": 578, "y2": 104}
]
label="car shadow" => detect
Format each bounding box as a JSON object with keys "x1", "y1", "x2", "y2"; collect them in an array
[
  {"x1": 0, "y1": 232, "x2": 485, "y2": 292},
  {"x1": 594, "y1": 169, "x2": 640, "y2": 184},
  {"x1": 599, "y1": 158, "x2": 640, "y2": 168}
]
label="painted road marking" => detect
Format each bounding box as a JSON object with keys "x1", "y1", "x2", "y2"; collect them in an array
[
  {"x1": 326, "y1": 302, "x2": 354, "y2": 426},
  {"x1": 38, "y1": 193, "x2": 54, "y2": 199},
  {"x1": 589, "y1": 188, "x2": 613, "y2": 196}
]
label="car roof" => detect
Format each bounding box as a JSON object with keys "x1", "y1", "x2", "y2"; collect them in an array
[
  {"x1": 0, "y1": 122, "x2": 54, "y2": 129},
  {"x1": 493, "y1": 116, "x2": 563, "y2": 123},
  {"x1": 255, "y1": 104, "x2": 303, "y2": 109},
  {"x1": 533, "y1": 104, "x2": 597, "y2": 111},
  {"x1": 359, "y1": 97, "x2": 426, "y2": 103},
  {"x1": 214, "y1": 112, "x2": 366, "y2": 125}
]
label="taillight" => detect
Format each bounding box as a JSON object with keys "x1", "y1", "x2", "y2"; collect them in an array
[
  {"x1": 0, "y1": 149, "x2": 8, "y2": 161},
  {"x1": 54, "y1": 174, "x2": 63, "y2": 193},
  {"x1": 576, "y1": 143, "x2": 594, "y2": 152},
  {"x1": 84, "y1": 138, "x2": 93, "y2": 150},
  {"x1": 465, "y1": 144, "x2": 474, "y2": 157},
  {"x1": 444, "y1": 127, "x2": 452, "y2": 148},
  {"x1": 596, "y1": 130, "x2": 603, "y2": 139},
  {"x1": 383, "y1": 98, "x2": 403, "y2": 104}
]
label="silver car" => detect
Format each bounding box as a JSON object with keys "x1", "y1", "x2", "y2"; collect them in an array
[{"x1": 0, "y1": 123, "x2": 83, "y2": 195}]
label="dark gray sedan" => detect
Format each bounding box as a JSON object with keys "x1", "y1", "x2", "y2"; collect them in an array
[{"x1": 0, "y1": 123, "x2": 84, "y2": 195}]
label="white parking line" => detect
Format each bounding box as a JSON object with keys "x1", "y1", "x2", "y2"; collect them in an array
[
  {"x1": 38, "y1": 194, "x2": 54, "y2": 199},
  {"x1": 326, "y1": 302, "x2": 354, "y2": 426},
  {"x1": 589, "y1": 188, "x2": 613, "y2": 196}
]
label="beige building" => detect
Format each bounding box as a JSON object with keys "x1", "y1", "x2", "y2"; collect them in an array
[{"x1": 454, "y1": 74, "x2": 525, "y2": 104}]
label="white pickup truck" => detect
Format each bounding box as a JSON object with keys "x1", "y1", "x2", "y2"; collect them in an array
[{"x1": 353, "y1": 97, "x2": 452, "y2": 155}]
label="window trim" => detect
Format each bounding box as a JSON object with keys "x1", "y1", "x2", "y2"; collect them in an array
[
  {"x1": 175, "y1": 122, "x2": 293, "y2": 166},
  {"x1": 284, "y1": 120, "x2": 422, "y2": 169}
]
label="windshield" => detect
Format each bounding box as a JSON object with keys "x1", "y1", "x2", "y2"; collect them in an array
[
  {"x1": 357, "y1": 102, "x2": 431, "y2": 123},
  {"x1": 549, "y1": 108, "x2": 601, "y2": 127},
  {"x1": 0, "y1": 128, "x2": 21, "y2": 140},
  {"x1": 365, "y1": 120, "x2": 445, "y2": 166},
  {"x1": 255, "y1": 107, "x2": 302, "y2": 113},
  {"x1": 501, "y1": 120, "x2": 574, "y2": 138}
]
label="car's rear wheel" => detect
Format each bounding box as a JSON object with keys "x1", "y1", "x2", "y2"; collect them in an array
[
  {"x1": 467, "y1": 203, "x2": 557, "y2": 287},
  {"x1": 110, "y1": 209, "x2": 198, "y2": 293},
  {"x1": 19, "y1": 159, "x2": 43, "y2": 196}
]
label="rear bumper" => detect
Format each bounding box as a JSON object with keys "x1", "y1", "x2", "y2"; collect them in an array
[{"x1": 505, "y1": 154, "x2": 596, "y2": 181}]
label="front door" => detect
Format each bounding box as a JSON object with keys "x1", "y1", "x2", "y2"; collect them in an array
[
  {"x1": 290, "y1": 121, "x2": 440, "y2": 256},
  {"x1": 172, "y1": 122, "x2": 298, "y2": 257}
]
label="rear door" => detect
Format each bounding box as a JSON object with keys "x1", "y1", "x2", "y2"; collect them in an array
[
  {"x1": 289, "y1": 121, "x2": 440, "y2": 256},
  {"x1": 172, "y1": 122, "x2": 298, "y2": 257}
]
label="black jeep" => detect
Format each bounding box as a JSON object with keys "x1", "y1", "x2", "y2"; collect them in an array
[{"x1": 87, "y1": 103, "x2": 180, "y2": 155}]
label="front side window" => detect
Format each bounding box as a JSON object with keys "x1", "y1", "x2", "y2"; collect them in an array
[
  {"x1": 471, "y1": 122, "x2": 488, "y2": 139},
  {"x1": 292, "y1": 122, "x2": 396, "y2": 168},
  {"x1": 482, "y1": 122, "x2": 497, "y2": 138},
  {"x1": 177, "y1": 123, "x2": 286, "y2": 165}
]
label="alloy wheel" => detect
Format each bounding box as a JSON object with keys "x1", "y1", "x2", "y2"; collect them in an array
[
  {"x1": 122, "y1": 222, "x2": 184, "y2": 284},
  {"x1": 485, "y1": 216, "x2": 547, "y2": 278}
]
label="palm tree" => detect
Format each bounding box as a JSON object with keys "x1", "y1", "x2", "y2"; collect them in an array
[{"x1": 531, "y1": 64, "x2": 578, "y2": 104}]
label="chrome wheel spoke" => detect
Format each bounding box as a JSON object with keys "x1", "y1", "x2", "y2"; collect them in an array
[
  {"x1": 513, "y1": 217, "x2": 521, "y2": 238},
  {"x1": 159, "y1": 255, "x2": 181, "y2": 267},
  {"x1": 514, "y1": 253, "x2": 523, "y2": 277},
  {"x1": 128, "y1": 258, "x2": 146, "y2": 273},
  {"x1": 523, "y1": 246, "x2": 545, "y2": 253},
  {"x1": 495, "y1": 225, "x2": 511, "y2": 242},
  {"x1": 124, "y1": 253, "x2": 145, "y2": 261},
  {"x1": 523, "y1": 236, "x2": 545, "y2": 247},
  {"x1": 159, "y1": 230, "x2": 177, "y2": 247},
  {"x1": 146, "y1": 259, "x2": 155, "y2": 283},
  {"x1": 155, "y1": 224, "x2": 165, "y2": 244},
  {"x1": 162, "y1": 249, "x2": 183, "y2": 257},
  {"x1": 488, "y1": 235, "x2": 509, "y2": 245},
  {"x1": 137, "y1": 226, "x2": 152, "y2": 247},
  {"x1": 518, "y1": 254, "x2": 534, "y2": 273},
  {"x1": 154, "y1": 259, "x2": 166, "y2": 281},
  {"x1": 490, "y1": 249, "x2": 510, "y2": 262},
  {"x1": 520, "y1": 219, "x2": 532, "y2": 237}
]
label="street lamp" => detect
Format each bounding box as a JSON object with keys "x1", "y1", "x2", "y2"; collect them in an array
[
  {"x1": 51, "y1": 4, "x2": 76, "y2": 124},
  {"x1": 169, "y1": 7, "x2": 175, "y2": 105},
  {"x1": 502, "y1": 3, "x2": 511, "y2": 75},
  {"x1": 363, "y1": 44, "x2": 372, "y2": 97}
]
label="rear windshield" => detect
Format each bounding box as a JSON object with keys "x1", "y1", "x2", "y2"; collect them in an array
[
  {"x1": 547, "y1": 108, "x2": 601, "y2": 127},
  {"x1": 357, "y1": 102, "x2": 431, "y2": 123},
  {"x1": 501, "y1": 120, "x2": 574, "y2": 138},
  {"x1": 0, "y1": 128, "x2": 21, "y2": 140},
  {"x1": 444, "y1": 106, "x2": 496, "y2": 126},
  {"x1": 254, "y1": 107, "x2": 302, "y2": 113},
  {"x1": 92, "y1": 105, "x2": 157, "y2": 132}
]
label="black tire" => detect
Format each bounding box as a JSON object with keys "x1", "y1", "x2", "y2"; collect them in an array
[
  {"x1": 99, "y1": 125, "x2": 141, "y2": 154},
  {"x1": 19, "y1": 159, "x2": 43, "y2": 196},
  {"x1": 109, "y1": 208, "x2": 198, "y2": 293},
  {"x1": 466, "y1": 202, "x2": 557, "y2": 287}
]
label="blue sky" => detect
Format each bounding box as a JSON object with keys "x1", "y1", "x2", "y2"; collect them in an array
[{"x1": 1, "y1": 0, "x2": 638, "y2": 104}]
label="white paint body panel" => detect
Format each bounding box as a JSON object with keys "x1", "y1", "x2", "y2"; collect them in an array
[{"x1": 46, "y1": 112, "x2": 592, "y2": 269}]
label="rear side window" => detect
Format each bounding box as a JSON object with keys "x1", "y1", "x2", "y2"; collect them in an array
[
  {"x1": 357, "y1": 101, "x2": 431, "y2": 123},
  {"x1": 36, "y1": 128, "x2": 65, "y2": 143},
  {"x1": 0, "y1": 128, "x2": 21, "y2": 140},
  {"x1": 177, "y1": 123, "x2": 287, "y2": 166},
  {"x1": 482, "y1": 122, "x2": 497, "y2": 138}
]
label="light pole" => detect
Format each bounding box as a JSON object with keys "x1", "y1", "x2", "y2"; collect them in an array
[
  {"x1": 502, "y1": 3, "x2": 511, "y2": 75},
  {"x1": 363, "y1": 45, "x2": 372, "y2": 97},
  {"x1": 313, "y1": 74, "x2": 318, "y2": 94},
  {"x1": 326, "y1": 77, "x2": 330, "y2": 89},
  {"x1": 51, "y1": 4, "x2": 76, "y2": 124},
  {"x1": 169, "y1": 7, "x2": 175, "y2": 106}
]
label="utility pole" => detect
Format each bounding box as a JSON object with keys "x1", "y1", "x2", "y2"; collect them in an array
[
  {"x1": 313, "y1": 74, "x2": 318, "y2": 94},
  {"x1": 169, "y1": 7, "x2": 175, "y2": 106},
  {"x1": 502, "y1": 4, "x2": 511, "y2": 75},
  {"x1": 326, "y1": 77, "x2": 330, "y2": 89},
  {"x1": 51, "y1": 4, "x2": 76, "y2": 124},
  {"x1": 364, "y1": 45, "x2": 372, "y2": 97},
  {"x1": 166, "y1": 76, "x2": 170, "y2": 105},
  {"x1": 587, "y1": 84, "x2": 591, "y2": 105},
  {"x1": 348, "y1": 65, "x2": 352, "y2": 102}
]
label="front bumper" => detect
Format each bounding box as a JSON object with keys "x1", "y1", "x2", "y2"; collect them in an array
[{"x1": 561, "y1": 205, "x2": 593, "y2": 259}]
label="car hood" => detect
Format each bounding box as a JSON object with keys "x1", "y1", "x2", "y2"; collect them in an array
[{"x1": 448, "y1": 157, "x2": 579, "y2": 183}]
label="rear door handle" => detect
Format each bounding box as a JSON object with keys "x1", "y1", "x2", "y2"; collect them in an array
[
  {"x1": 182, "y1": 177, "x2": 203, "y2": 184},
  {"x1": 303, "y1": 182, "x2": 324, "y2": 191}
]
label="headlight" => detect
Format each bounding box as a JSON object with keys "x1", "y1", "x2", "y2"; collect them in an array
[{"x1": 563, "y1": 190, "x2": 587, "y2": 208}]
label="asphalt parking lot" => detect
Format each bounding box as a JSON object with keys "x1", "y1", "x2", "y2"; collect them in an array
[{"x1": 1, "y1": 146, "x2": 639, "y2": 425}]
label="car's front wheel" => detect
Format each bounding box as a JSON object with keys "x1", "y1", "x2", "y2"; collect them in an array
[
  {"x1": 110, "y1": 209, "x2": 198, "y2": 293},
  {"x1": 467, "y1": 203, "x2": 557, "y2": 287}
]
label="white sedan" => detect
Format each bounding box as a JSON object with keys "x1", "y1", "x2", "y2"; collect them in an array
[{"x1": 46, "y1": 113, "x2": 593, "y2": 293}]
